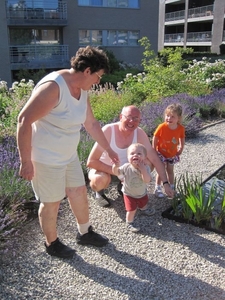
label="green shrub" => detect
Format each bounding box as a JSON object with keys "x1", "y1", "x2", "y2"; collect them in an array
[
  {"x1": 15, "y1": 69, "x2": 49, "y2": 85},
  {"x1": 117, "y1": 38, "x2": 211, "y2": 102},
  {"x1": 0, "y1": 79, "x2": 34, "y2": 136},
  {"x1": 102, "y1": 68, "x2": 140, "y2": 88},
  {"x1": 89, "y1": 83, "x2": 132, "y2": 123}
]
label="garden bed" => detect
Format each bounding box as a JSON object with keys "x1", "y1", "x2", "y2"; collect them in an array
[{"x1": 162, "y1": 164, "x2": 225, "y2": 235}]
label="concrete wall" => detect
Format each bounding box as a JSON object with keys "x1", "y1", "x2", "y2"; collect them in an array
[
  {"x1": 211, "y1": 0, "x2": 225, "y2": 54},
  {"x1": 64, "y1": 1, "x2": 158, "y2": 65},
  {"x1": 1, "y1": 1, "x2": 158, "y2": 87},
  {"x1": 0, "y1": 5, "x2": 12, "y2": 87},
  {"x1": 158, "y1": 0, "x2": 166, "y2": 51}
]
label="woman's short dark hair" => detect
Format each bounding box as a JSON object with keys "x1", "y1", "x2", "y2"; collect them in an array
[{"x1": 70, "y1": 46, "x2": 110, "y2": 74}]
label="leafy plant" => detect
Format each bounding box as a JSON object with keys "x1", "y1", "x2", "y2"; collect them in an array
[
  {"x1": 186, "y1": 181, "x2": 216, "y2": 223},
  {"x1": 89, "y1": 83, "x2": 132, "y2": 123},
  {"x1": 0, "y1": 136, "x2": 35, "y2": 251},
  {"x1": 173, "y1": 173, "x2": 195, "y2": 221},
  {"x1": 183, "y1": 57, "x2": 225, "y2": 90},
  {"x1": 173, "y1": 173, "x2": 224, "y2": 225},
  {"x1": 77, "y1": 128, "x2": 95, "y2": 176},
  {"x1": 214, "y1": 194, "x2": 225, "y2": 230}
]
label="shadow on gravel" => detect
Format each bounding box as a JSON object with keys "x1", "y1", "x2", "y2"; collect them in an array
[
  {"x1": 188, "y1": 132, "x2": 225, "y2": 145},
  {"x1": 64, "y1": 244, "x2": 225, "y2": 300},
  {"x1": 138, "y1": 214, "x2": 225, "y2": 269}
]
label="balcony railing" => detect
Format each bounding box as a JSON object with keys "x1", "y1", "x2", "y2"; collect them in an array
[
  {"x1": 6, "y1": 0, "x2": 67, "y2": 21},
  {"x1": 165, "y1": 4, "x2": 214, "y2": 22},
  {"x1": 165, "y1": 10, "x2": 185, "y2": 22},
  {"x1": 164, "y1": 31, "x2": 212, "y2": 43},
  {"x1": 164, "y1": 33, "x2": 184, "y2": 43},
  {"x1": 188, "y1": 5, "x2": 213, "y2": 19},
  {"x1": 10, "y1": 44, "x2": 70, "y2": 70},
  {"x1": 186, "y1": 31, "x2": 212, "y2": 42}
]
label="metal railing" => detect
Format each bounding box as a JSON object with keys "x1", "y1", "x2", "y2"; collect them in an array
[
  {"x1": 164, "y1": 33, "x2": 184, "y2": 43},
  {"x1": 165, "y1": 10, "x2": 185, "y2": 22},
  {"x1": 188, "y1": 5, "x2": 214, "y2": 19},
  {"x1": 165, "y1": 4, "x2": 214, "y2": 22},
  {"x1": 6, "y1": 0, "x2": 67, "y2": 20},
  {"x1": 186, "y1": 31, "x2": 212, "y2": 42},
  {"x1": 10, "y1": 44, "x2": 69, "y2": 70},
  {"x1": 164, "y1": 31, "x2": 212, "y2": 43}
]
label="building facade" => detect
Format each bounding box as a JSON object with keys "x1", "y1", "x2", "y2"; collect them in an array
[
  {"x1": 1, "y1": 0, "x2": 158, "y2": 87},
  {"x1": 158, "y1": 0, "x2": 225, "y2": 54}
]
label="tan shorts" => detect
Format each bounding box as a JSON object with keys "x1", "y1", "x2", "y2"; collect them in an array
[{"x1": 31, "y1": 157, "x2": 85, "y2": 203}]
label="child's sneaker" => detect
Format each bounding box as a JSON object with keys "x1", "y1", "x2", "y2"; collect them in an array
[
  {"x1": 127, "y1": 222, "x2": 140, "y2": 232},
  {"x1": 154, "y1": 186, "x2": 165, "y2": 198}
]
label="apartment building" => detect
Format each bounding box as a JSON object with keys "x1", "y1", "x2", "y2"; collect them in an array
[
  {"x1": 158, "y1": 0, "x2": 225, "y2": 54},
  {"x1": 0, "y1": 0, "x2": 158, "y2": 87}
]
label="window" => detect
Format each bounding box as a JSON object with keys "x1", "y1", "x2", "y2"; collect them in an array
[
  {"x1": 79, "y1": 30, "x2": 139, "y2": 47},
  {"x1": 91, "y1": 0, "x2": 103, "y2": 6},
  {"x1": 79, "y1": 30, "x2": 102, "y2": 46},
  {"x1": 118, "y1": 0, "x2": 128, "y2": 8},
  {"x1": 78, "y1": 0, "x2": 139, "y2": 8},
  {"x1": 9, "y1": 28, "x2": 60, "y2": 45}
]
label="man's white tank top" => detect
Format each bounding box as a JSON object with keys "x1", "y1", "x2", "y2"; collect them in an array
[{"x1": 99, "y1": 124, "x2": 137, "y2": 166}]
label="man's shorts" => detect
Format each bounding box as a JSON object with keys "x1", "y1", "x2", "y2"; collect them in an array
[
  {"x1": 31, "y1": 156, "x2": 85, "y2": 203},
  {"x1": 123, "y1": 194, "x2": 148, "y2": 212}
]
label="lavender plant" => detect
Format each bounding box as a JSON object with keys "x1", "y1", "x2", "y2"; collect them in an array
[
  {"x1": 139, "y1": 93, "x2": 202, "y2": 138},
  {"x1": 0, "y1": 136, "x2": 35, "y2": 251}
]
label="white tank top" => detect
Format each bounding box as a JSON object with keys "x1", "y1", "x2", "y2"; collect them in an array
[
  {"x1": 100, "y1": 124, "x2": 137, "y2": 166},
  {"x1": 31, "y1": 71, "x2": 88, "y2": 165}
]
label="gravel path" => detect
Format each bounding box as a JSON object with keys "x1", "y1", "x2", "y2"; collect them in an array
[{"x1": 0, "y1": 121, "x2": 225, "y2": 300}]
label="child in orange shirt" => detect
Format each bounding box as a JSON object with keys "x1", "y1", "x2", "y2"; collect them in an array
[{"x1": 152, "y1": 103, "x2": 185, "y2": 198}]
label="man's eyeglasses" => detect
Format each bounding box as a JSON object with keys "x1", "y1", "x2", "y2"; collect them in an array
[
  {"x1": 95, "y1": 72, "x2": 102, "y2": 80},
  {"x1": 122, "y1": 114, "x2": 140, "y2": 122}
]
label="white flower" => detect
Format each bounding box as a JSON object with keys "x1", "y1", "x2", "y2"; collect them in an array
[{"x1": 126, "y1": 73, "x2": 132, "y2": 78}]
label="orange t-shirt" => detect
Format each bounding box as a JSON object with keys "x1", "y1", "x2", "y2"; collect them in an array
[{"x1": 154, "y1": 122, "x2": 185, "y2": 158}]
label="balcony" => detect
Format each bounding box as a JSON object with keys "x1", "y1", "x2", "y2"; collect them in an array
[
  {"x1": 186, "y1": 31, "x2": 212, "y2": 43},
  {"x1": 164, "y1": 33, "x2": 184, "y2": 43},
  {"x1": 164, "y1": 31, "x2": 212, "y2": 45},
  {"x1": 188, "y1": 5, "x2": 214, "y2": 20},
  {"x1": 165, "y1": 5, "x2": 214, "y2": 23},
  {"x1": 165, "y1": 10, "x2": 185, "y2": 22},
  {"x1": 10, "y1": 44, "x2": 70, "y2": 70},
  {"x1": 6, "y1": 0, "x2": 67, "y2": 26}
]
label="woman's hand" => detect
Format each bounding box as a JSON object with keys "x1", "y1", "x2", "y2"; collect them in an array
[
  {"x1": 107, "y1": 148, "x2": 119, "y2": 164},
  {"x1": 19, "y1": 161, "x2": 34, "y2": 181}
]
